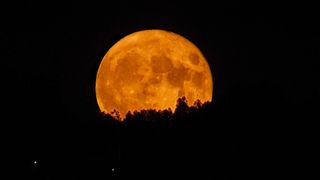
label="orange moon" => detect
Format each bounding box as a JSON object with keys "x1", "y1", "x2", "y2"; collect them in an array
[{"x1": 96, "y1": 29, "x2": 213, "y2": 119}]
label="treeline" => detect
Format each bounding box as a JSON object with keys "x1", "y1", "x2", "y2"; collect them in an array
[{"x1": 98, "y1": 96, "x2": 213, "y2": 127}]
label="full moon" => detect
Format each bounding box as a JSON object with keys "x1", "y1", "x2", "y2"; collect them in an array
[{"x1": 96, "y1": 29, "x2": 213, "y2": 119}]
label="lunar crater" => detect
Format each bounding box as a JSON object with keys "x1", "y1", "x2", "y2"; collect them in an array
[{"x1": 189, "y1": 53, "x2": 200, "y2": 65}]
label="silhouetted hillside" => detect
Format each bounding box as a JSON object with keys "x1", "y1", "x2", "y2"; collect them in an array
[
  {"x1": 93, "y1": 97, "x2": 231, "y2": 179},
  {"x1": 19, "y1": 93, "x2": 314, "y2": 180}
]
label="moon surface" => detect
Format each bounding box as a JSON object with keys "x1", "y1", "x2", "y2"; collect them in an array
[{"x1": 96, "y1": 29, "x2": 213, "y2": 119}]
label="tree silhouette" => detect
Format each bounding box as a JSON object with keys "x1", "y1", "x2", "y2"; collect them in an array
[{"x1": 100, "y1": 96, "x2": 209, "y2": 126}]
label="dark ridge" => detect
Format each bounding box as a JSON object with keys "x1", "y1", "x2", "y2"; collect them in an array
[{"x1": 92, "y1": 97, "x2": 227, "y2": 179}]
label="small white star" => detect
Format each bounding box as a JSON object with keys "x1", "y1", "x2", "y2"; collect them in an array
[
  {"x1": 111, "y1": 168, "x2": 115, "y2": 172},
  {"x1": 33, "y1": 160, "x2": 38, "y2": 165}
]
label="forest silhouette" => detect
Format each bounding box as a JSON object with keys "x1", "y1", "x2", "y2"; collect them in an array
[
  {"x1": 81, "y1": 94, "x2": 305, "y2": 179},
  {"x1": 78, "y1": 96, "x2": 257, "y2": 179},
  {"x1": 100, "y1": 97, "x2": 209, "y2": 124},
  {"x1": 22, "y1": 93, "x2": 309, "y2": 180},
  {"x1": 92, "y1": 97, "x2": 232, "y2": 179}
]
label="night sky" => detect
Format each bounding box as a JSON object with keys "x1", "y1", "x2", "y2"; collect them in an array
[{"x1": 2, "y1": 1, "x2": 319, "y2": 179}]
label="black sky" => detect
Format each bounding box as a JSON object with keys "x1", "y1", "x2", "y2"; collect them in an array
[{"x1": 2, "y1": 1, "x2": 319, "y2": 179}]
